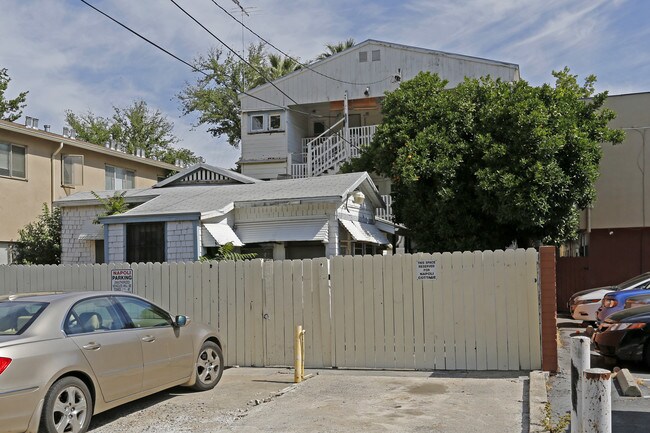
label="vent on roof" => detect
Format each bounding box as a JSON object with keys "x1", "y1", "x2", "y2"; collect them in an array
[
  {"x1": 43, "y1": 125, "x2": 51, "y2": 133},
  {"x1": 62, "y1": 127, "x2": 76, "y2": 139},
  {"x1": 24, "y1": 116, "x2": 39, "y2": 129}
]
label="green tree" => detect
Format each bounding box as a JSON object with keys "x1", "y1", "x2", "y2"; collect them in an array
[
  {"x1": 267, "y1": 53, "x2": 301, "y2": 80},
  {"x1": 347, "y1": 69, "x2": 624, "y2": 251},
  {"x1": 200, "y1": 242, "x2": 257, "y2": 261},
  {"x1": 66, "y1": 100, "x2": 201, "y2": 165},
  {"x1": 315, "y1": 38, "x2": 355, "y2": 61},
  {"x1": 91, "y1": 191, "x2": 129, "y2": 223},
  {"x1": 178, "y1": 43, "x2": 269, "y2": 148},
  {"x1": 0, "y1": 68, "x2": 28, "y2": 121},
  {"x1": 12, "y1": 204, "x2": 61, "y2": 265}
]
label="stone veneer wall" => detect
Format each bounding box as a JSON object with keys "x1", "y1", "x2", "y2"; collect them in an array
[
  {"x1": 61, "y1": 206, "x2": 104, "y2": 264},
  {"x1": 166, "y1": 221, "x2": 198, "y2": 262}
]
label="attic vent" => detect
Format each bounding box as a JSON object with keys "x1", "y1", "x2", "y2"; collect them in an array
[
  {"x1": 371, "y1": 50, "x2": 381, "y2": 61},
  {"x1": 359, "y1": 51, "x2": 368, "y2": 63}
]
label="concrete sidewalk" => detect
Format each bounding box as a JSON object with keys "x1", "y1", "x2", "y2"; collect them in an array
[{"x1": 226, "y1": 369, "x2": 528, "y2": 433}]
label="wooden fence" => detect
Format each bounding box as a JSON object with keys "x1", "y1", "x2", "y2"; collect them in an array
[{"x1": 0, "y1": 249, "x2": 542, "y2": 371}]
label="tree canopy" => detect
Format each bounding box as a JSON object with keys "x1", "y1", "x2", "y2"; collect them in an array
[
  {"x1": 0, "y1": 67, "x2": 28, "y2": 122},
  {"x1": 315, "y1": 38, "x2": 355, "y2": 60},
  {"x1": 12, "y1": 204, "x2": 61, "y2": 265},
  {"x1": 66, "y1": 100, "x2": 201, "y2": 165},
  {"x1": 345, "y1": 69, "x2": 624, "y2": 252}
]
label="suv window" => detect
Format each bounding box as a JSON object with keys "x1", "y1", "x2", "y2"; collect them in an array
[
  {"x1": 114, "y1": 297, "x2": 172, "y2": 328},
  {"x1": 0, "y1": 301, "x2": 47, "y2": 335},
  {"x1": 65, "y1": 297, "x2": 126, "y2": 334}
]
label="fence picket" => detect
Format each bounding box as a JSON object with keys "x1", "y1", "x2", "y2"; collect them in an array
[
  {"x1": 362, "y1": 255, "x2": 375, "y2": 368},
  {"x1": 504, "y1": 249, "x2": 520, "y2": 370},
  {"x1": 462, "y1": 251, "x2": 477, "y2": 370},
  {"x1": 441, "y1": 252, "x2": 455, "y2": 369}
]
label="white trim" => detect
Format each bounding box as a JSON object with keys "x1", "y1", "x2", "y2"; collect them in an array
[
  {"x1": 236, "y1": 219, "x2": 328, "y2": 243},
  {"x1": 202, "y1": 222, "x2": 243, "y2": 247},
  {"x1": 340, "y1": 219, "x2": 389, "y2": 245}
]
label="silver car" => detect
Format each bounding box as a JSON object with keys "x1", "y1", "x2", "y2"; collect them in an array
[{"x1": 0, "y1": 291, "x2": 224, "y2": 433}]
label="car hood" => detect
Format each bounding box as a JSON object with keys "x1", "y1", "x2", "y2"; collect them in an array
[
  {"x1": 607, "y1": 304, "x2": 650, "y2": 323},
  {"x1": 571, "y1": 286, "x2": 615, "y2": 301}
]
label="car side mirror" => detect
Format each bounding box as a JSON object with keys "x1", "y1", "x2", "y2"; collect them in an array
[{"x1": 174, "y1": 315, "x2": 189, "y2": 327}]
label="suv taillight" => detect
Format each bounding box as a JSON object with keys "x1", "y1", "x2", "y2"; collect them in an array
[{"x1": 0, "y1": 357, "x2": 11, "y2": 375}]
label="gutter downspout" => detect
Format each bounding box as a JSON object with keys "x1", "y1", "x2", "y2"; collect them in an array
[{"x1": 51, "y1": 142, "x2": 64, "y2": 206}]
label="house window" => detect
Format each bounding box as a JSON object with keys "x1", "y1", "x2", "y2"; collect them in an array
[
  {"x1": 251, "y1": 115, "x2": 265, "y2": 132},
  {"x1": 371, "y1": 50, "x2": 381, "y2": 61},
  {"x1": 248, "y1": 112, "x2": 284, "y2": 133},
  {"x1": 95, "y1": 240, "x2": 104, "y2": 264},
  {"x1": 359, "y1": 51, "x2": 368, "y2": 63},
  {"x1": 313, "y1": 121, "x2": 326, "y2": 136},
  {"x1": 269, "y1": 114, "x2": 282, "y2": 130},
  {"x1": 62, "y1": 155, "x2": 83, "y2": 186},
  {"x1": 126, "y1": 222, "x2": 165, "y2": 263},
  {"x1": 105, "y1": 165, "x2": 135, "y2": 190},
  {"x1": 0, "y1": 142, "x2": 26, "y2": 179}
]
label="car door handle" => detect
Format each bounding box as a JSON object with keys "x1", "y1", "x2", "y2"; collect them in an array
[
  {"x1": 141, "y1": 335, "x2": 156, "y2": 343},
  {"x1": 82, "y1": 342, "x2": 101, "y2": 350}
]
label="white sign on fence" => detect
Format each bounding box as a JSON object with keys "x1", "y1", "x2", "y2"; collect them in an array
[
  {"x1": 111, "y1": 269, "x2": 133, "y2": 293},
  {"x1": 415, "y1": 260, "x2": 437, "y2": 280}
]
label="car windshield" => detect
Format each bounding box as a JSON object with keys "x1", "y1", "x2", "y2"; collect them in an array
[
  {"x1": 0, "y1": 301, "x2": 48, "y2": 335},
  {"x1": 615, "y1": 274, "x2": 650, "y2": 291}
]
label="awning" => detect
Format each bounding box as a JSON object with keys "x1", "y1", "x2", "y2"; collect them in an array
[
  {"x1": 340, "y1": 220, "x2": 389, "y2": 245},
  {"x1": 78, "y1": 221, "x2": 104, "y2": 241},
  {"x1": 236, "y1": 219, "x2": 328, "y2": 244},
  {"x1": 202, "y1": 223, "x2": 244, "y2": 247}
]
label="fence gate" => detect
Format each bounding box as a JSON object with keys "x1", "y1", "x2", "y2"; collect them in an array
[{"x1": 0, "y1": 249, "x2": 542, "y2": 371}]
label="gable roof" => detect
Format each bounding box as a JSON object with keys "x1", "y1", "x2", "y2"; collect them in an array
[
  {"x1": 0, "y1": 120, "x2": 178, "y2": 171},
  {"x1": 56, "y1": 172, "x2": 385, "y2": 222},
  {"x1": 241, "y1": 39, "x2": 520, "y2": 102},
  {"x1": 153, "y1": 163, "x2": 260, "y2": 187}
]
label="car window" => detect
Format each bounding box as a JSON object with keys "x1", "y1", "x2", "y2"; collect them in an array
[
  {"x1": 114, "y1": 297, "x2": 172, "y2": 328},
  {"x1": 0, "y1": 301, "x2": 47, "y2": 335},
  {"x1": 65, "y1": 297, "x2": 127, "y2": 335},
  {"x1": 619, "y1": 274, "x2": 650, "y2": 290}
]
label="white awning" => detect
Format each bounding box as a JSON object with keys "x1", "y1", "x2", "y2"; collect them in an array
[
  {"x1": 203, "y1": 223, "x2": 243, "y2": 247},
  {"x1": 236, "y1": 219, "x2": 329, "y2": 244},
  {"x1": 78, "y1": 221, "x2": 104, "y2": 241},
  {"x1": 340, "y1": 220, "x2": 389, "y2": 245}
]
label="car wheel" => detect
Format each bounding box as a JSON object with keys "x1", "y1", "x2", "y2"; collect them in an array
[
  {"x1": 40, "y1": 376, "x2": 92, "y2": 433},
  {"x1": 192, "y1": 341, "x2": 224, "y2": 391}
]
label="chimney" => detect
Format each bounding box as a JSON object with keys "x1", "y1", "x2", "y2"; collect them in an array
[
  {"x1": 62, "y1": 127, "x2": 70, "y2": 137},
  {"x1": 31, "y1": 118, "x2": 39, "y2": 129},
  {"x1": 25, "y1": 116, "x2": 33, "y2": 128}
]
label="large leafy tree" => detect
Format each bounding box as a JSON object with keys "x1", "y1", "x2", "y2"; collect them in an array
[
  {"x1": 66, "y1": 100, "x2": 201, "y2": 165},
  {"x1": 347, "y1": 69, "x2": 624, "y2": 251},
  {"x1": 0, "y1": 68, "x2": 28, "y2": 121},
  {"x1": 178, "y1": 43, "x2": 269, "y2": 148},
  {"x1": 12, "y1": 204, "x2": 61, "y2": 265},
  {"x1": 267, "y1": 54, "x2": 301, "y2": 80}
]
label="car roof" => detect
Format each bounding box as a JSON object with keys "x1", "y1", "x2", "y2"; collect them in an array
[{"x1": 0, "y1": 291, "x2": 137, "y2": 304}]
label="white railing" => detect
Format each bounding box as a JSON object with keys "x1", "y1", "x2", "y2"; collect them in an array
[
  {"x1": 295, "y1": 125, "x2": 378, "y2": 178},
  {"x1": 375, "y1": 194, "x2": 393, "y2": 222}
]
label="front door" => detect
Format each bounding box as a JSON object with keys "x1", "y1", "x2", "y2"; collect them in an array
[
  {"x1": 66, "y1": 296, "x2": 143, "y2": 402},
  {"x1": 114, "y1": 296, "x2": 194, "y2": 390}
]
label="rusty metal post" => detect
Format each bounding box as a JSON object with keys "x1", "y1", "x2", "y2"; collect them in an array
[
  {"x1": 571, "y1": 336, "x2": 591, "y2": 433},
  {"x1": 582, "y1": 368, "x2": 611, "y2": 433}
]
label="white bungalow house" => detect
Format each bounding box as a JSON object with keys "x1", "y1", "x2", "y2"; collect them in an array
[
  {"x1": 55, "y1": 164, "x2": 392, "y2": 264},
  {"x1": 238, "y1": 39, "x2": 521, "y2": 191}
]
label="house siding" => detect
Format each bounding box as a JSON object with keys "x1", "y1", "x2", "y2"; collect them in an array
[
  {"x1": 166, "y1": 221, "x2": 196, "y2": 262},
  {"x1": 60, "y1": 205, "x2": 103, "y2": 264},
  {"x1": 107, "y1": 224, "x2": 126, "y2": 262}
]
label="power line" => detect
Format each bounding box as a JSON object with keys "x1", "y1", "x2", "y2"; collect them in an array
[
  {"x1": 78, "y1": 0, "x2": 301, "y2": 113},
  {"x1": 169, "y1": 0, "x2": 300, "y2": 106},
  {"x1": 208, "y1": 0, "x2": 394, "y2": 86}
]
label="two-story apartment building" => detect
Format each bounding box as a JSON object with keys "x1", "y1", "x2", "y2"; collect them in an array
[
  {"x1": 0, "y1": 119, "x2": 178, "y2": 264},
  {"x1": 238, "y1": 39, "x2": 521, "y2": 192}
]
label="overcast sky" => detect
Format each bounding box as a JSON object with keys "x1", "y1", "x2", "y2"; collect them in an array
[{"x1": 1, "y1": 0, "x2": 647, "y2": 168}]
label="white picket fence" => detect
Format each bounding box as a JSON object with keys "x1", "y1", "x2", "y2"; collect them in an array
[{"x1": 0, "y1": 249, "x2": 542, "y2": 371}]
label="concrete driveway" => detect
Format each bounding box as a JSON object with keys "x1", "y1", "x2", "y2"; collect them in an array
[{"x1": 89, "y1": 368, "x2": 528, "y2": 433}]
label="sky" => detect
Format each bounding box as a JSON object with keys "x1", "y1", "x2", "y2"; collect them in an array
[{"x1": 1, "y1": 0, "x2": 648, "y2": 169}]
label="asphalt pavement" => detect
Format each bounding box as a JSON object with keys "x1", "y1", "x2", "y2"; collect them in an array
[{"x1": 548, "y1": 316, "x2": 650, "y2": 433}]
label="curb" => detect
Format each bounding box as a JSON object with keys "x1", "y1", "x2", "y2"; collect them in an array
[
  {"x1": 616, "y1": 368, "x2": 642, "y2": 397},
  {"x1": 529, "y1": 370, "x2": 549, "y2": 433}
]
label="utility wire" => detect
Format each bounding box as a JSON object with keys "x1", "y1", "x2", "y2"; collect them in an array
[
  {"x1": 169, "y1": 0, "x2": 300, "y2": 106},
  {"x1": 208, "y1": 0, "x2": 394, "y2": 86},
  {"x1": 78, "y1": 0, "x2": 301, "y2": 113}
]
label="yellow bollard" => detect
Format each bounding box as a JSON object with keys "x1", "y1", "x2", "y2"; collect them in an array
[
  {"x1": 300, "y1": 328, "x2": 306, "y2": 380},
  {"x1": 294, "y1": 325, "x2": 303, "y2": 383}
]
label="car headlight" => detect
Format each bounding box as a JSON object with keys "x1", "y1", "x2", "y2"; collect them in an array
[
  {"x1": 602, "y1": 299, "x2": 618, "y2": 308},
  {"x1": 609, "y1": 322, "x2": 646, "y2": 331},
  {"x1": 575, "y1": 298, "x2": 601, "y2": 305}
]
